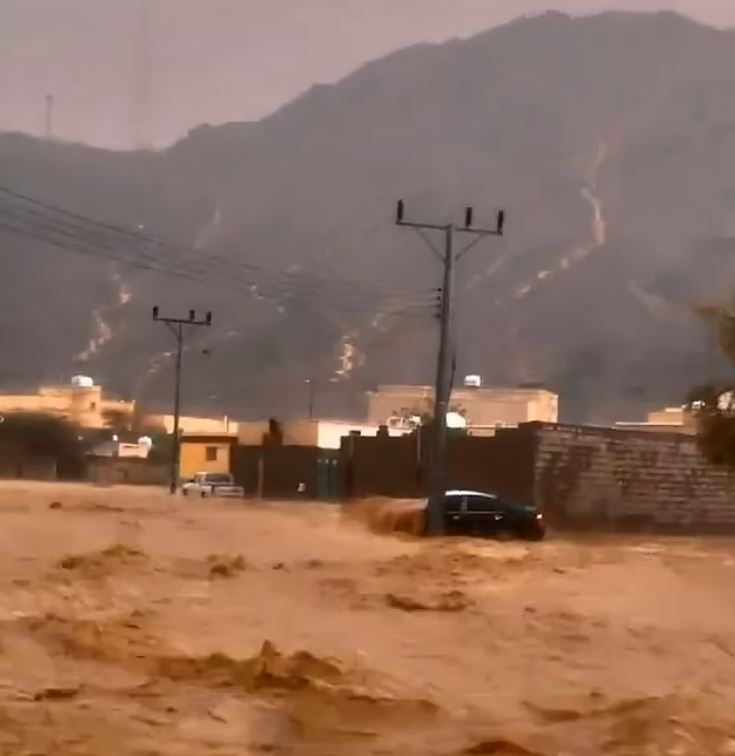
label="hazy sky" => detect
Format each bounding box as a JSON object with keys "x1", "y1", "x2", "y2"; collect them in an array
[{"x1": 2, "y1": 0, "x2": 735, "y2": 149}]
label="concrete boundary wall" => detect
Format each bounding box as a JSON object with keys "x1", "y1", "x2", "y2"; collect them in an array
[{"x1": 532, "y1": 423, "x2": 735, "y2": 530}]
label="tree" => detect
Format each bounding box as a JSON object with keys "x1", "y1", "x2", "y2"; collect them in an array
[
  {"x1": 0, "y1": 412, "x2": 89, "y2": 479},
  {"x1": 689, "y1": 301, "x2": 735, "y2": 467}
]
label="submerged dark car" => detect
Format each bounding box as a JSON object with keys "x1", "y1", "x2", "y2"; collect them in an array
[{"x1": 436, "y1": 490, "x2": 545, "y2": 541}]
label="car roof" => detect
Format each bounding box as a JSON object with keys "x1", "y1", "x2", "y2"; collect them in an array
[{"x1": 445, "y1": 489, "x2": 498, "y2": 499}]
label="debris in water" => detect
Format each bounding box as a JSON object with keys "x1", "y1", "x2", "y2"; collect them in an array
[
  {"x1": 207, "y1": 554, "x2": 247, "y2": 579},
  {"x1": 385, "y1": 590, "x2": 472, "y2": 612}
]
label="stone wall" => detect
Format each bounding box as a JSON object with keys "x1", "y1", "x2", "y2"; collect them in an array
[{"x1": 532, "y1": 423, "x2": 735, "y2": 530}]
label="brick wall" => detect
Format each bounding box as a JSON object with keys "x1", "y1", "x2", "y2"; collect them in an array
[{"x1": 532, "y1": 423, "x2": 735, "y2": 530}]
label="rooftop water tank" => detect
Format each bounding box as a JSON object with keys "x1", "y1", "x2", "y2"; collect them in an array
[
  {"x1": 446, "y1": 412, "x2": 467, "y2": 429},
  {"x1": 71, "y1": 375, "x2": 95, "y2": 389}
]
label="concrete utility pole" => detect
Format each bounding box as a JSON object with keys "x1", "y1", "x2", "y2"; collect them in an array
[
  {"x1": 395, "y1": 201, "x2": 505, "y2": 535},
  {"x1": 152, "y1": 307, "x2": 212, "y2": 494}
]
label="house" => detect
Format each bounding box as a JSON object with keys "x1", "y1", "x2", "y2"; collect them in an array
[
  {"x1": 179, "y1": 433, "x2": 238, "y2": 481},
  {"x1": 367, "y1": 379, "x2": 559, "y2": 432},
  {"x1": 615, "y1": 407, "x2": 696, "y2": 435},
  {"x1": 237, "y1": 418, "x2": 410, "y2": 449},
  {"x1": 152, "y1": 414, "x2": 238, "y2": 435},
  {"x1": 0, "y1": 376, "x2": 135, "y2": 429}
]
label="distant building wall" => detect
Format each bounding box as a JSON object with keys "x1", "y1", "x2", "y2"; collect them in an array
[
  {"x1": 0, "y1": 384, "x2": 135, "y2": 429},
  {"x1": 367, "y1": 385, "x2": 558, "y2": 428},
  {"x1": 179, "y1": 437, "x2": 235, "y2": 480},
  {"x1": 0, "y1": 393, "x2": 70, "y2": 417},
  {"x1": 316, "y1": 421, "x2": 408, "y2": 450},
  {"x1": 87, "y1": 458, "x2": 167, "y2": 486},
  {"x1": 91, "y1": 441, "x2": 149, "y2": 459},
  {"x1": 236, "y1": 419, "x2": 409, "y2": 451},
  {"x1": 156, "y1": 415, "x2": 239, "y2": 435},
  {"x1": 235, "y1": 419, "x2": 318, "y2": 447},
  {"x1": 615, "y1": 407, "x2": 695, "y2": 435},
  {"x1": 238, "y1": 422, "x2": 269, "y2": 446}
]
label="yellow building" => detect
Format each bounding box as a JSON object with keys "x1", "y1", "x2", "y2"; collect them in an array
[
  {"x1": 367, "y1": 382, "x2": 559, "y2": 431},
  {"x1": 0, "y1": 377, "x2": 135, "y2": 429},
  {"x1": 179, "y1": 433, "x2": 237, "y2": 481}
]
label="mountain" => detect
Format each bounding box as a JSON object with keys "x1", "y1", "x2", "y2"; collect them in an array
[
  {"x1": 4, "y1": 1, "x2": 735, "y2": 149},
  {"x1": 3, "y1": 11, "x2": 735, "y2": 423}
]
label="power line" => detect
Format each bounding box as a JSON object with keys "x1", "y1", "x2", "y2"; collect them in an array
[
  {"x1": 0, "y1": 212, "x2": 435, "y2": 321},
  {"x1": 0, "y1": 186, "x2": 436, "y2": 311},
  {"x1": 0, "y1": 209, "x2": 436, "y2": 325}
]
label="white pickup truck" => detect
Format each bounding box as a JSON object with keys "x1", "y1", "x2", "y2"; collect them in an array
[{"x1": 181, "y1": 472, "x2": 244, "y2": 498}]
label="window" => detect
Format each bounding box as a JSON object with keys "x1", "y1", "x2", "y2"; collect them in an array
[
  {"x1": 467, "y1": 495, "x2": 500, "y2": 513},
  {"x1": 205, "y1": 446, "x2": 219, "y2": 462},
  {"x1": 442, "y1": 494, "x2": 464, "y2": 514},
  {"x1": 205, "y1": 474, "x2": 232, "y2": 484}
]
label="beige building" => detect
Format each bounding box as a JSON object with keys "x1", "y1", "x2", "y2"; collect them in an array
[
  {"x1": 0, "y1": 378, "x2": 135, "y2": 429},
  {"x1": 0, "y1": 378, "x2": 239, "y2": 438},
  {"x1": 238, "y1": 418, "x2": 410, "y2": 450},
  {"x1": 616, "y1": 407, "x2": 695, "y2": 435},
  {"x1": 367, "y1": 383, "x2": 559, "y2": 432},
  {"x1": 153, "y1": 414, "x2": 238, "y2": 435}
]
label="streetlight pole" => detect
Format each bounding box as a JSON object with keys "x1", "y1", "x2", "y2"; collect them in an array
[
  {"x1": 152, "y1": 307, "x2": 212, "y2": 494},
  {"x1": 305, "y1": 379, "x2": 315, "y2": 419},
  {"x1": 395, "y1": 201, "x2": 506, "y2": 535}
]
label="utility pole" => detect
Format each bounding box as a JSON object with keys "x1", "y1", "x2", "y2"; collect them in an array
[
  {"x1": 395, "y1": 200, "x2": 505, "y2": 535},
  {"x1": 134, "y1": 0, "x2": 153, "y2": 149},
  {"x1": 152, "y1": 307, "x2": 212, "y2": 494}
]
